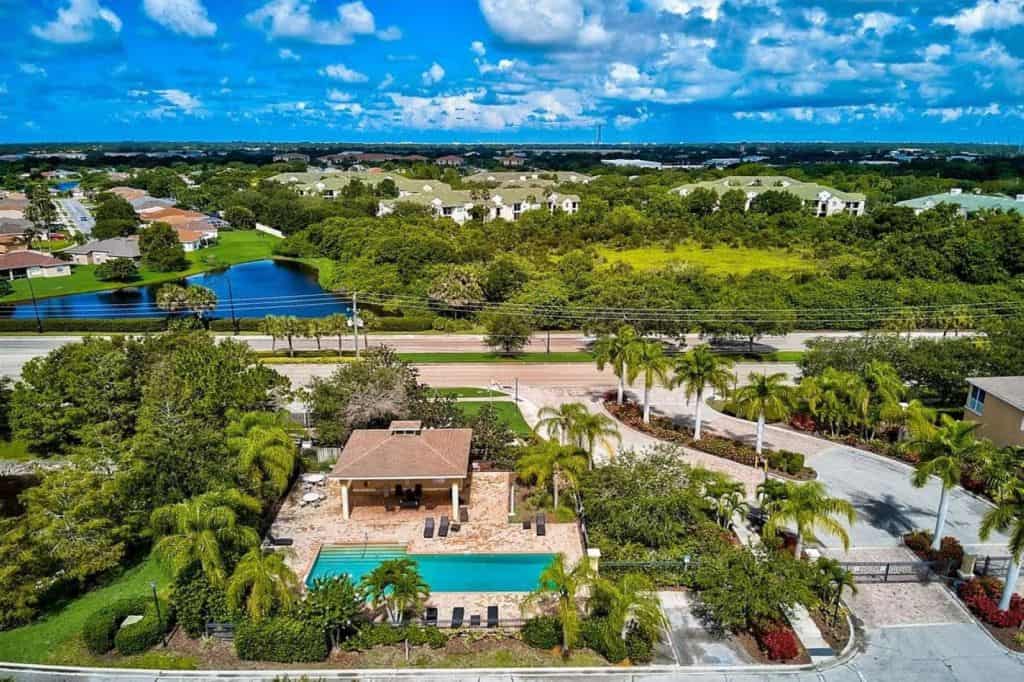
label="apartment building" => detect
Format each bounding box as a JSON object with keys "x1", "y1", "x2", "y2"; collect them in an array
[{"x1": 672, "y1": 175, "x2": 866, "y2": 216}]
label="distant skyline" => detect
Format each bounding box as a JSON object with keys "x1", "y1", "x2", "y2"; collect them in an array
[{"x1": 1, "y1": 1, "x2": 1024, "y2": 143}]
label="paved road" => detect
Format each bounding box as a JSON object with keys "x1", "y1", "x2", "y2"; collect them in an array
[{"x1": 57, "y1": 198, "x2": 93, "y2": 236}]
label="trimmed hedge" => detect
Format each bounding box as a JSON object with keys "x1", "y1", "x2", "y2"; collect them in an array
[
  {"x1": 624, "y1": 624, "x2": 655, "y2": 664},
  {"x1": 82, "y1": 597, "x2": 150, "y2": 655},
  {"x1": 521, "y1": 615, "x2": 561, "y2": 649},
  {"x1": 170, "y1": 571, "x2": 229, "y2": 638},
  {"x1": 0, "y1": 317, "x2": 166, "y2": 333},
  {"x1": 579, "y1": 617, "x2": 627, "y2": 663},
  {"x1": 767, "y1": 450, "x2": 805, "y2": 476},
  {"x1": 114, "y1": 599, "x2": 171, "y2": 655},
  {"x1": 341, "y1": 623, "x2": 447, "y2": 651},
  {"x1": 235, "y1": 617, "x2": 329, "y2": 663}
]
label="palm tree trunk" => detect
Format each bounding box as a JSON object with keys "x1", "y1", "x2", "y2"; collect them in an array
[
  {"x1": 794, "y1": 531, "x2": 803, "y2": 559},
  {"x1": 694, "y1": 388, "x2": 704, "y2": 440},
  {"x1": 998, "y1": 558, "x2": 1021, "y2": 611},
  {"x1": 617, "y1": 374, "x2": 624, "y2": 405},
  {"x1": 643, "y1": 381, "x2": 651, "y2": 423},
  {"x1": 553, "y1": 470, "x2": 559, "y2": 510},
  {"x1": 755, "y1": 413, "x2": 765, "y2": 454},
  {"x1": 338, "y1": 333, "x2": 343, "y2": 355},
  {"x1": 931, "y1": 486, "x2": 950, "y2": 550}
]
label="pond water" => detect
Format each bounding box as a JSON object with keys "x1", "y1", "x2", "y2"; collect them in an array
[{"x1": 0, "y1": 259, "x2": 351, "y2": 320}]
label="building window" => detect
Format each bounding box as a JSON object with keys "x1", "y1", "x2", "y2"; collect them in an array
[{"x1": 966, "y1": 385, "x2": 986, "y2": 415}]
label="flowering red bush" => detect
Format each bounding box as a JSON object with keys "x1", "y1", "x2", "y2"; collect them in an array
[
  {"x1": 789, "y1": 413, "x2": 816, "y2": 432},
  {"x1": 960, "y1": 578, "x2": 1024, "y2": 629},
  {"x1": 902, "y1": 532, "x2": 963, "y2": 574},
  {"x1": 759, "y1": 626, "x2": 800, "y2": 661}
]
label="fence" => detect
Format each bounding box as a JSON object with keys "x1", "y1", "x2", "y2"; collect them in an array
[
  {"x1": 840, "y1": 559, "x2": 951, "y2": 583},
  {"x1": 973, "y1": 554, "x2": 1012, "y2": 579}
]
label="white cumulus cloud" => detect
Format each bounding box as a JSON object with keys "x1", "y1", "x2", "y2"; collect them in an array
[
  {"x1": 247, "y1": 0, "x2": 380, "y2": 45},
  {"x1": 479, "y1": 0, "x2": 586, "y2": 46},
  {"x1": 854, "y1": 11, "x2": 903, "y2": 37},
  {"x1": 422, "y1": 62, "x2": 445, "y2": 85},
  {"x1": 470, "y1": 40, "x2": 486, "y2": 56},
  {"x1": 31, "y1": 0, "x2": 122, "y2": 44},
  {"x1": 156, "y1": 88, "x2": 203, "y2": 114},
  {"x1": 143, "y1": 0, "x2": 217, "y2": 38},
  {"x1": 319, "y1": 63, "x2": 369, "y2": 82},
  {"x1": 935, "y1": 1, "x2": 1024, "y2": 34},
  {"x1": 278, "y1": 48, "x2": 301, "y2": 61},
  {"x1": 18, "y1": 63, "x2": 48, "y2": 77}
]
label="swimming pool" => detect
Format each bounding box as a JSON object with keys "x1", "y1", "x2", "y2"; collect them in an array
[{"x1": 305, "y1": 545, "x2": 554, "y2": 592}]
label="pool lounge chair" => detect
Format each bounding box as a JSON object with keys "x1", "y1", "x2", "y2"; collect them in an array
[
  {"x1": 424, "y1": 607, "x2": 438, "y2": 626},
  {"x1": 487, "y1": 605, "x2": 498, "y2": 628},
  {"x1": 470, "y1": 614, "x2": 481, "y2": 628},
  {"x1": 460, "y1": 507, "x2": 469, "y2": 523},
  {"x1": 451, "y1": 607, "x2": 464, "y2": 628},
  {"x1": 536, "y1": 512, "x2": 546, "y2": 536},
  {"x1": 522, "y1": 517, "x2": 531, "y2": 530},
  {"x1": 423, "y1": 517, "x2": 435, "y2": 538},
  {"x1": 438, "y1": 515, "x2": 450, "y2": 537}
]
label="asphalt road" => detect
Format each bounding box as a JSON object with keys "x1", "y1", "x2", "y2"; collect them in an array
[{"x1": 57, "y1": 198, "x2": 93, "y2": 236}]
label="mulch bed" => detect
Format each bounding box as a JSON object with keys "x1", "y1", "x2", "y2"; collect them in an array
[
  {"x1": 733, "y1": 629, "x2": 812, "y2": 665},
  {"x1": 978, "y1": 621, "x2": 1024, "y2": 653},
  {"x1": 605, "y1": 400, "x2": 816, "y2": 480},
  {"x1": 809, "y1": 606, "x2": 851, "y2": 653}
]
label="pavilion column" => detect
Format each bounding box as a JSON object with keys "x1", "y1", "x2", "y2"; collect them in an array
[
  {"x1": 341, "y1": 482, "x2": 350, "y2": 520},
  {"x1": 451, "y1": 482, "x2": 460, "y2": 514}
]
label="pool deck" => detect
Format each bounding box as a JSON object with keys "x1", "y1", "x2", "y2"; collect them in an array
[{"x1": 269, "y1": 471, "x2": 584, "y2": 619}]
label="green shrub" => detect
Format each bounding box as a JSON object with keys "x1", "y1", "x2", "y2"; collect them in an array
[
  {"x1": 171, "y1": 571, "x2": 229, "y2": 638},
  {"x1": 341, "y1": 623, "x2": 447, "y2": 651},
  {"x1": 0, "y1": 317, "x2": 166, "y2": 333},
  {"x1": 624, "y1": 624, "x2": 655, "y2": 664},
  {"x1": 114, "y1": 599, "x2": 171, "y2": 655},
  {"x1": 521, "y1": 615, "x2": 561, "y2": 649},
  {"x1": 372, "y1": 315, "x2": 436, "y2": 332},
  {"x1": 82, "y1": 597, "x2": 150, "y2": 655},
  {"x1": 780, "y1": 450, "x2": 804, "y2": 475},
  {"x1": 578, "y1": 616, "x2": 627, "y2": 663},
  {"x1": 235, "y1": 617, "x2": 328, "y2": 663}
]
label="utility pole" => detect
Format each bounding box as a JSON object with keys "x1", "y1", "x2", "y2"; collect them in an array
[
  {"x1": 226, "y1": 274, "x2": 238, "y2": 335},
  {"x1": 25, "y1": 275, "x2": 43, "y2": 334},
  {"x1": 351, "y1": 292, "x2": 359, "y2": 357}
]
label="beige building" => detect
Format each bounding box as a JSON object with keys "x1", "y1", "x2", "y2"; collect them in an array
[
  {"x1": 63, "y1": 236, "x2": 141, "y2": 265},
  {"x1": 964, "y1": 377, "x2": 1024, "y2": 447},
  {"x1": 0, "y1": 250, "x2": 71, "y2": 280}
]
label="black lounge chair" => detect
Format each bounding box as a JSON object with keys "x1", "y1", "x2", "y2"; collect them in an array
[
  {"x1": 487, "y1": 605, "x2": 498, "y2": 628},
  {"x1": 451, "y1": 607, "x2": 464, "y2": 628},
  {"x1": 536, "y1": 512, "x2": 546, "y2": 536},
  {"x1": 438, "y1": 515, "x2": 450, "y2": 537},
  {"x1": 395, "y1": 484, "x2": 403, "y2": 497},
  {"x1": 424, "y1": 607, "x2": 438, "y2": 626},
  {"x1": 470, "y1": 614, "x2": 481, "y2": 628},
  {"x1": 423, "y1": 517, "x2": 435, "y2": 538},
  {"x1": 522, "y1": 518, "x2": 531, "y2": 530},
  {"x1": 267, "y1": 534, "x2": 293, "y2": 547},
  {"x1": 459, "y1": 507, "x2": 469, "y2": 523}
]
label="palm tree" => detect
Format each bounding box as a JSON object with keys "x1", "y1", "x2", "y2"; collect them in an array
[
  {"x1": 259, "y1": 315, "x2": 282, "y2": 352},
  {"x1": 226, "y1": 411, "x2": 299, "y2": 497},
  {"x1": 573, "y1": 410, "x2": 621, "y2": 467},
  {"x1": 534, "y1": 403, "x2": 587, "y2": 445},
  {"x1": 704, "y1": 480, "x2": 749, "y2": 529},
  {"x1": 150, "y1": 490, "x2": 261, "y2": 586},
  {"x1": 592, "y1": 572, "x2": 667, "y2": 653},
  {"x1": 515, "y1": 441, "x2": 588, "y2": 510},
  {"x1": 280, "y1": 316, "x2": 302, "y2": 357},
  {"x1": 979, "y1": 483, "x2": 1024, "y2": 611},
  {"x1": 732, "y1": 372, "x2": 791, "y2": 456},
  {"x1": 905, "y1": 415, "x2": 987, "y2": 550},
  {"x1": 304, "y1": 318, "x2": 325, "y2": 351},
  {"x1": 672, "y1": 345, "x2": 735, "y2": 440},
  {"x1": 763, "y1": 481, "x2": 856, "y2": 557},
  {"x1": 815, "y1": 557, "x2": 857, "y2": 626},
  {"x1": 184, "y1": 285, "x2": 218, "y2": 324},
  {"x1": 594, "y1": 325, "x2": 638, "y2": 405},
  {"x1": 523, "y1": 554, "x2": 594, "y2": 657},
  {"x1": 627, "y1": 338, "x2": 672, "y2": 424},
  {"x1": 226, "y1": 547, "x2": 300, "y2": 620},
  {"x1": 360, "y1": 557, "x2": 430, "y2": 625},
  {"x1": 155, "y1": 283, "x2": 190, "y2": 316},
  {"x1": 323, "y1": 313, "x2": 350, "y2": 355}
]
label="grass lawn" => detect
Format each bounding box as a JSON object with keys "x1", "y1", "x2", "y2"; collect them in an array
[
  {"x1": 596, "y1": 242, "x2": 816, "y2": 275},
  {"x1": 0, "y1": 554, "x2": 172, "y2": 665},
  {"x1": 454, "y1": 400, "x2": 532, "y2": 437},
  {"x1": 0, "y1": 231, "x2": 279, "y2": 304},
  {"x1": 0, "y1": 439, "x2": 32, "y2": 461},
  {"x1": 429, "y1": 387, "x2": 506, "y2": 398}
]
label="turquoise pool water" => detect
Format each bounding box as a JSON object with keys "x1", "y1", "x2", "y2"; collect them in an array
[{"x1": 305, "y1": 545, "x2": 554, "y2": 592}]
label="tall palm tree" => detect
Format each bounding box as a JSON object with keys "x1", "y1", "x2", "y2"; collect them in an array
[
  {"x1": 592, "y1": 572, "x2": 667, "y2": 652},
  {"x1": 259, "y1": 315, "x2": 282, "y2": 352},
  {"x1": 672, "y1": 345, "x2": 735, "y2": 440},
  {"x1": 978, "y1": 483, "x2": 1024, "y2": 611},
  {"x1": 150, "y1": 490, "x2": 261, "y2": 587},
  {"x1": 360, "y1": 558, "x2": 430, "y2": 625},
  {"x1": 905, "y1": 415, "x2": 986, "y2": 550},
  {"x1": 763, "y1": 481, "x2": 856, "y2": 557},
  {"x1": 573, "y1": 410, "x2": 622, "y2": 467},
  {"x1": 627, "y1": 339, "x2": 672, "y2": 424},
  {"x1": 594, "y1": 325, "x2": 638, "y2": 405},
  {"x1": 226, "y1": 410, "x2": 299, "y2": 497},
  {"x1": 705, "y1": 482, "x2": 749, "y2": 530},
  {"x1": 815, "y1": 557, "x2": 857, "y2": 626},
  {"x1": 280, "y1": 316, "x2": 302, "y2": 357},
  {"x1": 523, "y1": 553, "x2": 594, "y2": 657},
  {"x1": 732, "y1": 372, "x2": 791, "y2": 456},
  {"x1": 226, "y1": 547, "x2": 300, "y2": 620},
  {"x1": 535, "y1": 403, "x2": 587, "y2": 445},
  {"x1": 323, "y1": 313, "x2": 350, "y2": 354},
  {"x1": 515, "y1": 441, "x2": 588, "y2": 510}
]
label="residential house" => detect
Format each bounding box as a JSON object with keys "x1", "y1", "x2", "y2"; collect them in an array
[
  {"x1": 0, "y1": 250, "x2": 71, "y2": 280},
  {"x1": 62, "y1": 236, "x2": 141, "y2": 265},
  {"x1": 0, "y1": 219, "x2": 31, "y2": 254},
  {"x1": 273, "y1": 152, "x2": 310, "y2": 163},
  {"x1": 497, "y1": 155, "x2": 525, "y2": 168},
  {"x1": 434, "y1": 155, "x2": 465, "y2": 167},
  {"x1": 138, "y1": 207, "x2": 219, "y2": 245},
  {"x1": 964, "y1": 377, "x2": 1024, "y2": 447},
  {"x1": 896, "y1": 189, "x2": 1024, "y2": 216},
  {"x1": 672, "y1": 175, "x2": 866, "y2": 216}
]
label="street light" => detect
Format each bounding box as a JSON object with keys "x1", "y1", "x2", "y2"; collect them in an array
[{"x1": 149, "y1": 581, "x2": 167, "y2": 647}]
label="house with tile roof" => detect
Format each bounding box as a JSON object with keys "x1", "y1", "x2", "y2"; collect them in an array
[
  {"x1": 896, "y1": 189, "x2": 1024, "y2": 216},
  {"x1": 672, "y1": 175, "x2": 866, "y2": 217},
  {"x1": 0, "y1": 250, "x2": 71, "y2": 280},
  {"x1": 62, "y1": 236, "x2": 141, "y2": 265}
]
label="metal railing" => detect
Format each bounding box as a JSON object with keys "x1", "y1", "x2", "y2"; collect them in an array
[{"x1": 840, "y1": 559, "x2": 952, "y2": 583}]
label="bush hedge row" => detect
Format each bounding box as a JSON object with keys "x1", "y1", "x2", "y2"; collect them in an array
[
  {"x1": 114, "y1": 600, "x2": 172, "y2": 655},
  {"x1": 0, "y1": 314, "x2": 437, "y2": 334},
  {"x1": 341, "y1": 623, "x2": 448, "y2": 651},
  {"x1": 235, "y1": 617, "x2": 329, "y2": 663},
  {"x1": 521, "y1": 615, "x2": 561, "y2": 649},
  {"x1": 81, "y1": 596, "x2": 170, "y2": 656}
]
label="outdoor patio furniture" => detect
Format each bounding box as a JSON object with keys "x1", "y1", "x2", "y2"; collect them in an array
[
  {"x1": 459, "y1": 507, "x2": 468, "y2": 523},
  {"x1": 385, "y1": 501, "x2": 396, "y2": 512},
  {"x1": 302, "y1": 492, "x2": 322, "y2": 505},
  {"x1": 424, "y1": 607, "x2": 438, "y2": 626},
  {"x1": 451, "y1": 607, "x2": 464, "y2": 628},
  {"x1": 423, "y1": 517, "x2": 435, "y2": 538},
  {"x1": 267, "y1": 534, "x2": 293, "y2": 547},
  {"x1": 438, "y1": 515, "x2": 450, "y2": 537},
  {"x1": 395, "y1": 484, "x2": 404, "y2": 497},
  {"x1": 414, "y1": 483, "x2": 423, "y2": 498},
  {"x1": 450, "y1": 518, "x2": 460, "y2": 532},
  {"x1": 536, "y1": 512, "x2": 546, "y2": 536},
  {"x1": 487, "y1": 605, "x2": 498, "y2": 628},
  {"x1": 400, "y1": 498, "x2": 420, "y2": 510},
  {"x1": 470, "y1": 614, "x2": 481, "y2": 628},
  {"x1": 522, "y1": 518, "x2": 531, "y2": 530}
]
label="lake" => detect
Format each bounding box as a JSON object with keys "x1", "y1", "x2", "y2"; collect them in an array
[{"x1": 0, "y1": 259, "x2": 352, "y2": 320}]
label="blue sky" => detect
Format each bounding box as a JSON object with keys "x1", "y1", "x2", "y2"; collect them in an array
[{"x1": 1, "y1": 0, "x2": 1024, "y2": 143}]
